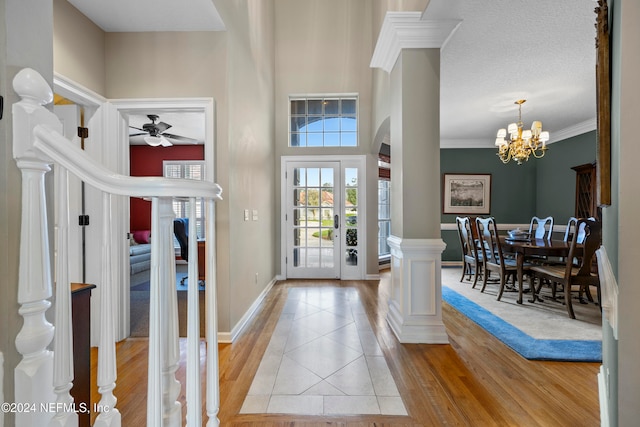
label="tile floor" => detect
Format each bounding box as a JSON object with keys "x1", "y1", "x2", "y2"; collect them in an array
[{"x1": 240, "y1": 286, "x2": 408, "y2": 416}]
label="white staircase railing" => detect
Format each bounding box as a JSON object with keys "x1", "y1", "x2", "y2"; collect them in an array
[{"x1": 12, "y1": 68, "x2": 223, "y2": 427}]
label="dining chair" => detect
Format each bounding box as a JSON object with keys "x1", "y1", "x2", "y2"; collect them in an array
[
  {"x1": 529, "y1": 216, "x2": 554, "y2": 240},
  {"x1": 529, "y1": 218, "x2": 602, "y2": 319},
  {"x1": 456, "y1": 216, "x2": 482, "y2": 287},
  {"x1": 476, "y1": 217, "x2": 530, "y2": 301},
  {"x1": 563, "y1": 217, "x2": 578, "y2": 242}
]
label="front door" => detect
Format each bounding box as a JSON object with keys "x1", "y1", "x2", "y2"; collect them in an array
[{"x1": 284, "y1": 157, "x2": 364, "y2": 279}]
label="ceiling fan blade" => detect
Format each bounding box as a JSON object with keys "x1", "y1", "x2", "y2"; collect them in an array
[
  {"x1": 129, "y1": 131, "x2": 148, "y2": 137},
  {"x1": 155, "y1": 121, "x2": 172, "y2": 133},
  {"x1": 162, "y1": 132, "x2": 200, "y2": 144}
]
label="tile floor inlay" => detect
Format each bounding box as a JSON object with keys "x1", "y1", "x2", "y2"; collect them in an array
[{"x1": 240, "y1": 287, "x2": 408, "y2": 416}]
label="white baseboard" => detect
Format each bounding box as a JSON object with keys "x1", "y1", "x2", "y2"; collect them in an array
[
  {"x1": 366, "y1": 273, "x2": 381, "y2": 280},
  {"x1": 226, "y1": 277, "x2": 277, "y2": 343},
  {"x1": 217, "y1": 332, "x2": 232, "y2": 344},
  {"x1": 442, "y1": 261, "x2": 463, "y2": 267},
  {"x1": 598, "y1": 365, "x2": 611, "y2": 427}
]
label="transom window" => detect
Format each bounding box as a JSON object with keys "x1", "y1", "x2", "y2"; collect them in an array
[{"x1": 289, "y1": 96, "x2": 358, "y2": 147}]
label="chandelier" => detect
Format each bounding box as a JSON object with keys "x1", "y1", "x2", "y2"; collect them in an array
[{"x1": 495, "y1": 99, "x2": 549, "y2": 164}]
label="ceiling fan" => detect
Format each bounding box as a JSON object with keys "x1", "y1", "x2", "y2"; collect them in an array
[{"x1": 129, "y1": 114, "x2": 199, "y2": 147}]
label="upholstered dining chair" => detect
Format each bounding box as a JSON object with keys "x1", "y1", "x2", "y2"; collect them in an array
[
  {"x1": 529, "y1": 216, "x2": 554, "y2": 240},
  {"x1": 476, "y1": 217, "x2": 531, "y2": 301},
  {"x1": 456, "y1": 216, "x2": 482, "y2": 287},
  {"x1": 529, "y1": 218, "x2": 602, "y2": 319}
]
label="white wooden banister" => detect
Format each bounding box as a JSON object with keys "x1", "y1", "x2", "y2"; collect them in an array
[
  {"x1": 32, "y1": 125, "x2": 222, "y2": 200},
  {"x1": 50, "y1": 165, "x2": 78, "y2": 427},
  {"x1": 94, "y1": 192, "x2": 121, "y2": 427},
  {"x1": 13, "y1": 67, "x2": 223, "y2": 427},
  {"x1": 205, "y1": 198, "x2": 221, "y2": 426},
  {"x1": 186, "y1": 198, "x2": 202, "y2": 426}
]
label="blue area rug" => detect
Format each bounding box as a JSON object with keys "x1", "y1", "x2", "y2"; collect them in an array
[{"x1": 442, "y1": 286, "x2": 602, "y2": 362}]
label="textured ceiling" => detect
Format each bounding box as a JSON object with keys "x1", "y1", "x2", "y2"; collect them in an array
[
  {"x1": 70, "y1": 0, "x2": 598, "y2": 149},
  {"x1": 436, "y1": 0, "x2": 597, "y2": 147}
]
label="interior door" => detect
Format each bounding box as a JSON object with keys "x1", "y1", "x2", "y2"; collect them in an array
[
  {"x1": 54, "y1": 104, "x2": 84, "y2": 283},
  {"x1": 286, "y1": 162, "x2": 341, "y2": 278}
]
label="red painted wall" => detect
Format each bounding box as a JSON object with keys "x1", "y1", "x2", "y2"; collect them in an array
[{"x1": 129, "y1": 145, "x2": 205, "y2": 231}]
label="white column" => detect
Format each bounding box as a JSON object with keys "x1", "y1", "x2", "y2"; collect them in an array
[
  {"x1": 371, "y1": 13, "x2": 460, "y2": 344},
  {"x1": 49, "y1": 166, "x2": 78, "y2": 427},
  {"x1": 14, "y1": 159, "x2": 56, "y2": 427},
  {"x1": 11, "y1": 68, "x2": 62, "y2": 427},
  {"x1": 205, "y1": 199, "x2": 220, "y2": 427},
  {"x1": 146, "y1": 198, "x2": 180, "y2": 426},
  {"x1": 94, "y1": 193, "x2": 121, "y2": 427},
  {"x1": 160, "y1": 200, "x2": 180, "y2": 426},
  {"x1": 186, "y1": 198, "x2": 202, "y2": 426},
  {"x1": 387, "y1": 237, "x2": 448, "y2": 343}
]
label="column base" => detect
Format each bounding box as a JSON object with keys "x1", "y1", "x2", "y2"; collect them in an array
[{"x1": 386, "y1": 236, "x2": 449, "y2": 344}]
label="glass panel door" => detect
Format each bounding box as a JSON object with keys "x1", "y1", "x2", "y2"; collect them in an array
[{"x1": 287, "y1": 162, "x2": 341, "y2": 278}]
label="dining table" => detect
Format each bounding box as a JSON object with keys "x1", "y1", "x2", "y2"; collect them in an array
[{"x1": 500, "y1": 237, "x2": 581, "y2": 304}]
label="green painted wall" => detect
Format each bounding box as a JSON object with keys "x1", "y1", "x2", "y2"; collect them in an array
[
  {"x1": 441, "y1": 131, "x2": 597, "y2": 262},
  {"x1": 441, "y1": 147, "x2": 536, "y2": 262},
  {"x1": 535, "y1": 131, "x2": 597, "y2": 225}
]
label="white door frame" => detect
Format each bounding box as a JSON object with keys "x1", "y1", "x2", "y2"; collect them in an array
[
  {"x1": 54, "y1": 73, "x2": 215, "y2": 342},
  {"x1": 281, "y1": 155, "x2": 366, "y2": 280},
  {"x1": 109, "y1": 97, "x2": 215, "y2": 340}
]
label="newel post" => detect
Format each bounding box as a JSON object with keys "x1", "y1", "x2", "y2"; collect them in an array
[{"x1": 12, "y1": 68, "x2": 63, "y2": 426}]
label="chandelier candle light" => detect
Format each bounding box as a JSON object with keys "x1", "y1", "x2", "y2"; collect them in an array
[{"x1": 495, "y1": 99, "x2": 549, "y2": 164}]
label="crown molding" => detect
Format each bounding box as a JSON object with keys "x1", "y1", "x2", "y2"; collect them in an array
[
  {"x1": 441, "y1": 118, "x2": 598, "y2": 149},
  {"x1": 370, "y1": 12, "x2": 462, "y2": 73},
  {"x1": 550, "y1": 118, "x2": 597, "y2": 143}
]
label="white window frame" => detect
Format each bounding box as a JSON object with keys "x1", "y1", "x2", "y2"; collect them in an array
[
  {"x1": 163, "y1": 160, "x2": 206, "y2": 240},
  {"x1": 378, "y1": 178, "x2": 391, "y2": 263},
  {"x1": 288, "y1": 94, "x2": 359, "y2": 147}
]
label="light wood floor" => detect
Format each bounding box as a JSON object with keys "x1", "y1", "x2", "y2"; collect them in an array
[{"x1": 91, "y1": 273, "x2": 601, "y2": 426}]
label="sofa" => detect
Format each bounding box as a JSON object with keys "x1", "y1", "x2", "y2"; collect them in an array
[{"x1": 130, "y1": 230, "x2": 152, "y2": 287}]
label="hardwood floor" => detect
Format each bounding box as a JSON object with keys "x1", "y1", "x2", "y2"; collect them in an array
[{"x1": 91, "y1": 273, "x2": 600, "y2": 426}]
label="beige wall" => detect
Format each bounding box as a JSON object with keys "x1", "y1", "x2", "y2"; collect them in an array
[
  {"x1": 104, "y1": 32, "x2": 226, "y2": 99},
  {"x1": 213, "y1": 0, "x2": 276, "y2": 332},
  {"x1": 104, "y1": 29, "x2": 237, "y2": 331},
  {"x1": 274, "y1": 0, "x2": 379, "y2": 276},
  {"x1": 103, "y1": 4, "x2": 278, "y2": 333},
  {"x1": 53, "y1": 0, "x2": 105, "y2": 95}
]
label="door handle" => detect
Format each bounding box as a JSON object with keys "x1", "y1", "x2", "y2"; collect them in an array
[{"x1": 334, "y1": 214, "x2": 339, "y2": 229}]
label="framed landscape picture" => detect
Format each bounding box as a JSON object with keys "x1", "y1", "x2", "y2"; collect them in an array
[{"x1": 442, "y1": 174, "x2": 491, "y2": 214}]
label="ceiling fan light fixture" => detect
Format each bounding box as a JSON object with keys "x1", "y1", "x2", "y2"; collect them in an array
[
  {"x1": 144, "y1": 135, "x2": 162, "y2": 146},
  {"x1": 144, "y1": 135, "x2": 173, "y2": 147}
]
